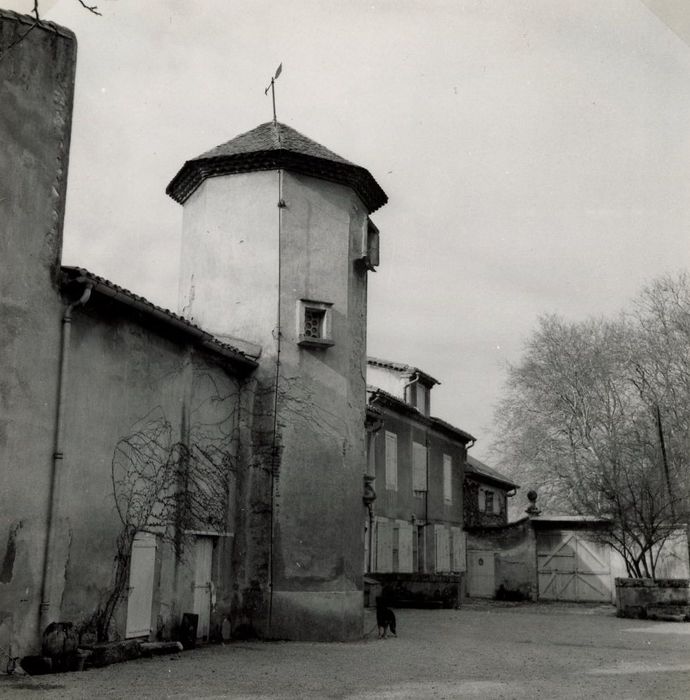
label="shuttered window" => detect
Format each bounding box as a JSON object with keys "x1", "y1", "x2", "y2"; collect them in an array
[
  {"x1": 412, "y1": 441, "x2": 427, "y2": 493},
  {"x1": 443, "y1": 454, "x2": 452, "y2": 504},
  {"x1": 398, "y1": 522, "x2": 414, "y2": 573},
  {"x1": 451, "y1": 526, "x2": 466, "y2": 572},
  {"x1": 375, "y1": 518, "x2": 393, "y2": 573},
  {"x1": 434, "y1": 524, "x2": 450, "y2": 572},
  {"x1": 385, "y1": 431, "x2": 397, "y2": 490}
]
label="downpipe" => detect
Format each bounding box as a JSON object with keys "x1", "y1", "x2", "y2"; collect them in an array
[{"x1": 39, "y1": 284, "x2": 92, "y2": 634}]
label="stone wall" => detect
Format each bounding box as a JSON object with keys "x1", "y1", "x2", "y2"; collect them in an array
[{"x1": 615, "y1": 578, "x2": 690, "y2": 621}]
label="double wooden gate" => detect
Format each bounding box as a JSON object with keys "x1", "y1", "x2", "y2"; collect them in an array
[{"x1": 536, "y1": 530, "x2": 612, "y2": 602}]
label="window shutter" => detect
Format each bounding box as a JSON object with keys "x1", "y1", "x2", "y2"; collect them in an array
[
  {"x1": 478, "y1": 489, "x2": 486, "y2": 512},
  {"x1": 451, "y1": 526, "x2": 466, "y2": 572},
  {"x1": 443, "y1": 454, "x2": 452, "y2": 504},
  {"x1": 376, "y1": 519, "x2": 393, "y2": 573},
  {"x1": 412, "y1": 442, "x2": 427, "y2": 492},
  {"x1": 398, "y1": 522, "x2": 414, "y2": 573},
  {"x1": 434, "y1": 525, "x2": 450, "y2": 572},
  {"x1": 385, "y1": 432, "x2": 397, "y2": 490}
]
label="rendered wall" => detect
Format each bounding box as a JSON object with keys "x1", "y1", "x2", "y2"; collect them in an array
[
  {"x1": 466, "y1": 519, "x2": 538, "y2": 600},
  {"x1": 54, "y1": 301, "x2": 244, "y2": 645},
  {"x1": 177, "y1": 166, "x2": 375, "y2": 640},
  {"x1": 0, "y1": 12, "x2": 77, "y2": 658},
  {"x1": 269, "y1": 172, "x2": 369, "y2": 640}
]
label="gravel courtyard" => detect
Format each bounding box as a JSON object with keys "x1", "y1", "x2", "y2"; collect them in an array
[{"x1": 2, "y1": 601, "x2": 689, "y2": 699}]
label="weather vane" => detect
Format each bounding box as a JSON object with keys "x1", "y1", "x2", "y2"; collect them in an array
[{"x1": 264, "y1": 63, "x2": 283, "y2": 124}]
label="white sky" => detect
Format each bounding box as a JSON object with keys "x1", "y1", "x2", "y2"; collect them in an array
[{"x1": 9, "y1": 0, "x2": 690, "y2": 462}]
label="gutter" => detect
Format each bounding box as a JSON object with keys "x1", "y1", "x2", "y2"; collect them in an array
[{"x1": 40, "y1": 283, "x2": 93, "y2": 633}]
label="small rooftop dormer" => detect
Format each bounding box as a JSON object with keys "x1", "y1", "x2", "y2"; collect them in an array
[{"x1": 366, "y1": 357, "x2": 439, "y2": 417}]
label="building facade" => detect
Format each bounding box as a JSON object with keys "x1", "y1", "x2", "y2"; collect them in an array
[
  {"x1": 364, "y1": 359, "x2": 475, "y2": 606},
  {"x1": 0, "y1": 10, "x2": 387, "y2": 658},
  {"x1": 463, "y1": 455, "x2": 518, "y2": 529}
]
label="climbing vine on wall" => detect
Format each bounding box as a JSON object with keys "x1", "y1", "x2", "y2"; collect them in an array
[{"x1": 84, "y1": 370, "x2": 241, "y2": 642}]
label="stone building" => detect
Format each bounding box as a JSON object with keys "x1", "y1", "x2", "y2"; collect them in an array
[{"x1": 0, "y1": 10, "x2": 387, "y2": 659}]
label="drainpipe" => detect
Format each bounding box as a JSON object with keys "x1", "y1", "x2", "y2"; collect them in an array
[{"x1": 39, "y1": 283, "x2": 92, "y2": 634}]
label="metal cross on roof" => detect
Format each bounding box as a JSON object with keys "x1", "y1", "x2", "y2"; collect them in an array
[{"x1": 264, "y1": 63, "x2": 283, "y2": 124}]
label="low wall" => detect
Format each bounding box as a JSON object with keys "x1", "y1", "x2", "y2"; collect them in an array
[
  {"x1": 467, "y1": 519, "x2": 537, "y2": 601},
  {"x1": 615, "y1": 578, "x2": 690, "y2": 621},
  {"x1": 366, "y1": 573, "x2": 463, "y2": 609}
]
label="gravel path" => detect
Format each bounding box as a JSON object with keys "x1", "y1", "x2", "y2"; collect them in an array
[{"x1": 2, "y1": 602, "x2": 689, "y2": 699}]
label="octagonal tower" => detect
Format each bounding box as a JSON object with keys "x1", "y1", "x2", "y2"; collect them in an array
[{"x1": 167, "y1": 121, "x2": 387, "y2": 640}]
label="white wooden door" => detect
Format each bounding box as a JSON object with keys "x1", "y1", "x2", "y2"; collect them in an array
[
  {"x1": 125, "y1": 532, "x2": 157, "y2": 638},
  {"x1": 537, "y1": 531, "x2": 611, "y2": 602},
  {"x1": 467, "y1": 550, "x2": 495, "y2": 598},
  {"x1": 193, "y1": 537, "x2": 214, "y2": 640}
]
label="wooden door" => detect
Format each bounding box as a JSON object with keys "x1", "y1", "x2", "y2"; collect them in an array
[
  {"x1": 125, "y1": 532, "x2": 157, "y2": 638},
  {"x1": 537, "y1": 531, "x2": 611, "y2": 602},
  {"x1": 193, "y1": 537, "x2": 214, "y2": 640},
  {"x1": 467, "y1": 550, "x2": 495, "y2": 598}
]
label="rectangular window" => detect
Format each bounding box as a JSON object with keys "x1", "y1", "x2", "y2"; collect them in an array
[
  {"x1": 304, "y1": 307, "x2": 325, "y2": 338},
  {"x1": 375, "y1": 518, "x2": 393, "y2": 573},
  {"x1": 398, "y1": 522, "x2": 414, "y2": 573},
  {"x1": 443, "y1": 454, "x2": 452, "y2": 504},
  {"x1": 484, "y1": 490, "x2": 494, "y2": 514},
  {"x1": 392, "y1": 525, "x2": 400, "y2": 572},
  {"x1": 434, "y1": 525, "x2": 450, "y2": 573},
  {"x1": 297, "y1": 299, "x2": 333, "y2": 348},
  {"x1": 493, "y1": 492, "x2": 501, "y2": 515},
  {"x1": 416, "y1": 525, "x2": 425, "y2": 573},
  {"x1": 451, "y1": 526, "x2": 466, "y2": 572},
  {"x1": 412, "y1": 441, "x2": 427, "y2": 494},
  {"x1": 415, "y1": 384, "x2": 428, "y2": 414},
  {"x1": 385, "y1": 431, "x2": 397, "y2": 490}
]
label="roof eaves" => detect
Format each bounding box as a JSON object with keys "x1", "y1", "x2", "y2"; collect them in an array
[
  {"x1": 465, "y1": 456, "x2": 519, "y2": 490},
  {"x1": 61, "y1": 266, "x2": 258, "y2": 372},
  {"x1": 367, "y1": 357, "x2": 440, "y2": 386},
  {"x1": 429, "y1": 416, "x2": 475, "y2": 444},
  {"x1": 167, "y1": 150, "x2": 387, "y2": 214}
]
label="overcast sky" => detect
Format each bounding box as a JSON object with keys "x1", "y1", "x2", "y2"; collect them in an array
[{"x1": 11, "y1": 0, "x2": 690, "y2": 462}]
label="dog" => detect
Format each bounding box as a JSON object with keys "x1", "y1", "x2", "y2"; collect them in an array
[{"x1": 376, "y1": 597, "x2": 397, "y2": 638}]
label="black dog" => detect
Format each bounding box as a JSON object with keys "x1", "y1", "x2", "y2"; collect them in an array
[{"x1": 376, "y1": 597, "x2": 397, "y2": 638}]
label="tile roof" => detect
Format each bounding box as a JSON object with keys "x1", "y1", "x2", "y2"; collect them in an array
[
  {"x1": 198, "y1": 121, "x2": 354, "y2": 165},
  {"x1": 367, "y1": 356, "x2": 440, "y2": 387},
  {"x1": 465, "y1": 455, "x2": 519, "y2": 491},
  {"x1": 367, "y1": 386, "x2": 475, "y2": 444},
  {"x1": 166, "y1": 121, "x2": 388, "y2": 214},
  {"x1": 61, "y1": 267, "x2": 257, "y2": 370}
]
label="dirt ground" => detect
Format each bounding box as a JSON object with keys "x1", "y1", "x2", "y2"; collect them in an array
[{"x1": 2, "y1": 601, "x2": 690, "y2": 699}]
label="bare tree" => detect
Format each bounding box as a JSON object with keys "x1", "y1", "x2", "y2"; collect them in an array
[{"x1": 495, "y1": 274, "x2": 690, "y2": 577}]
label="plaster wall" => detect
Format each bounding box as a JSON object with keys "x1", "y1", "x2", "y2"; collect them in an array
[
  {"x1": 178, "y1": 171, "x2": 279, "y2": 351},
  {"x1": 466, "y1": 519, "x2": 538, "y2": 600},
  {"x1": 268, "y1": 172, "x2": 369, "y2": 640},
  {"x1": 371, "y1": 408, "x2": 465, "y2": 527},
  {"x1": 48, "y1": 303, "x2": 243, "y2": 646},
  {"x1": 0, "y1": 13, "x2": 76, "y2": 657},
  {"x1": 366, "y1": 365, "x2": 408, "y2": 399}
]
